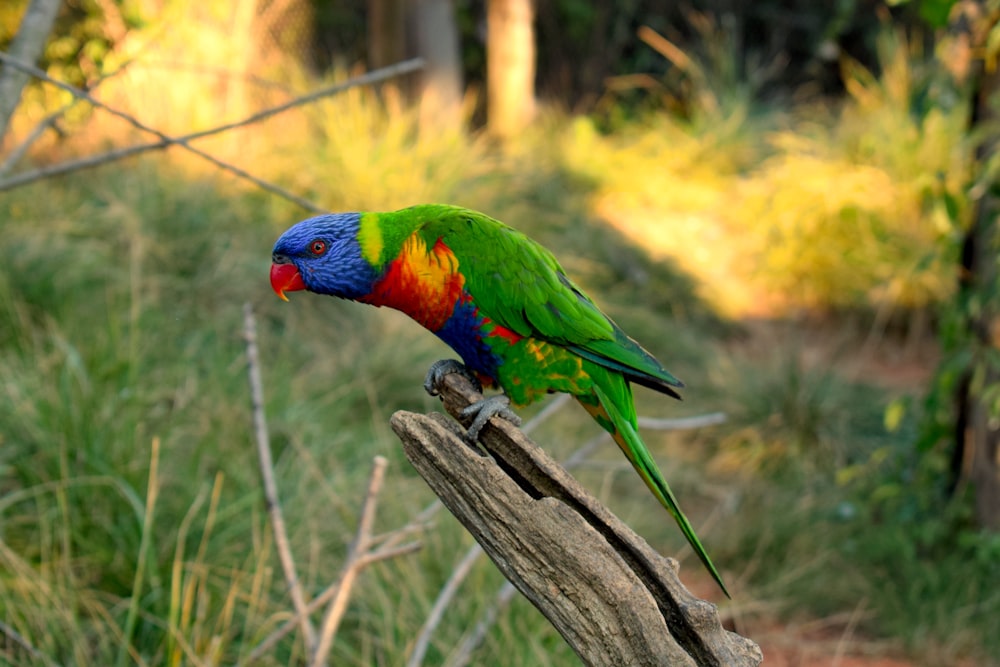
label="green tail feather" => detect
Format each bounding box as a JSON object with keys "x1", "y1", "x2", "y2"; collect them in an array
[{"x1": 583, "y1": 383, "x2": 731, "y2": 598}]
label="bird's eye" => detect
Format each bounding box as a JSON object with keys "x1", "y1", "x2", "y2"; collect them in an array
[{"x1": 309, "y1": 239, "x2": 327, "y2": 256}]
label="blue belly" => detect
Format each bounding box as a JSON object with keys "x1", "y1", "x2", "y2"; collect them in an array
[{"x1": 434, "y1": 296, "x2": 502, "y2": 381}]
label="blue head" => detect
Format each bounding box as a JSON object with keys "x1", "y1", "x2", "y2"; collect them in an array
[{"x1": 270, "y1": 213, "x2": 379, "y2": 301}]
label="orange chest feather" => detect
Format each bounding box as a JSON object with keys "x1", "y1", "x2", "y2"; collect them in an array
[{"x1": 361, "y1": 232, "x2": 465, "y2": 331}]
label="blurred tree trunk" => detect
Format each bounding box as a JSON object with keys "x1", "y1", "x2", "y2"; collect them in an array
[
  {"x1": 367, "y1": 0, "x2": 409, "y2": 102},
  {"x1": 945, "y1": 0, "x2": 1000, "y2": 529},
  {"x1": 412, "y1": 0, "x2": 462, "y2": 128},
  {"x1": 228, "y1": 0, "x2": 259, "y2": 122},
  {"x1": 257, "y1": 0, "x2": 315, "y2": 71},
  {"x1": 960, "y1": 66, "x2": 1000, "y2": 529},
  {"x1": 0, "y1": 0, "x2": 61, "y2": 142},
  {"x1": 487, "y1": 0, "x2": 535, "y2": 140},
  {"x1": 368, "y1": 0, "x2": 406, "y2": 70}
]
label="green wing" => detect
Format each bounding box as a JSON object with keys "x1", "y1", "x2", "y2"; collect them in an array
[{"x1": 404, "y1": 205, "x2": 683, "y2": 397}]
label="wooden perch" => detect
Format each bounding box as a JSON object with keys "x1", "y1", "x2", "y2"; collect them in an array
[{"x1": 390, "y1": 373, "x2": 761, "y2": 667}]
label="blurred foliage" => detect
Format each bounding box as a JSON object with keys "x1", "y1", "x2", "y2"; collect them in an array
[
  {"x1": 0, "y1": 0, "x2": 144, "y2": 88},
  {"x1": 313, "y1": 0, "x2": 910, "y2": 108},
  {"x1": 707, "y1": 341, "x2": 1000, "y2": 662},
  {"x1": 510, "y1": 0, "x2": 912, "y2": 109},
  {"x1": 905, "y1": 0, "x2": 1000, "y2": 535},
  {"x1": 3, "y1": 0, "x2": 928, "y2": 115},
  {"x1": 739, "y1": 28, "x2": 967, "y2": 312}
]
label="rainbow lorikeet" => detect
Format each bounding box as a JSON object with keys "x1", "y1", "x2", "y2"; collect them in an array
[{"x1": 270, "y1": 204, "x2": 728, "y2": 596}]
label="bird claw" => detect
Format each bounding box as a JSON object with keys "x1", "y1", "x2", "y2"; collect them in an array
[
  {"x1": 460, "y1": 394, "x2": 522, "y2": 443},
  {"x1": 423, "y1": 359, "x2": 482, "y2": 396},
  {"x1": 422, "y1": 359, "x2": 518, "y2": 442}
]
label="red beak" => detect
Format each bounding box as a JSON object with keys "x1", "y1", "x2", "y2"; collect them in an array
[{"x1": 270, "y1": 263, "x2": 306, "y2": 301}]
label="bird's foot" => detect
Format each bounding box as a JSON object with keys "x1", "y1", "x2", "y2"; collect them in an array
[
  {"x1": 423, "y1": 359, "x2": 520, "y2": 442},
  {"x1": 461, "y1": 394, "x2": 522, "y2": 443},
  {"x1": 423, "y1": 358, "x2": 482, "y2": 396}
]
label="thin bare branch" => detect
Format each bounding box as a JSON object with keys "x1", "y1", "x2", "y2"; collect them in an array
[
  {"x1": 446, "y1": 581, "x2": 517, "y2": 667},
  {"x1": 311, "y1": 456, "x2": 389, "y2": 666},
  {"x1": 357, "y1": 540, "x2": 423, "y2": 565},
  {"x1": 0, "y1": 51, "x2": 321, "y2": 211},
  {"x1": 240, "y1": 587, "x2": 331, "y2": 664},
  {"x1": 637, "y1": 25, "x2": 694, "y2": 72},
  {"x1": 407, "y1": 543, "x2": 484, "y2": 667},
  {"x1": 521, "y1": 392, "x2": 573, "y2": 433},
  {"x1": 0, "y1": 619, "x2": 59, "y2": 667},
  {"x1": 1, "y1": 55, "x2": 138, "y2": 176},
  {"x1": 0, "y1": 0, "x2": 61, "y2": 140},
  {"x1": 0, "y1": 105, "x2": 60, "y2": 175},
  {"x1": 0, "y1": 55, "x2": 424, "y2": 207},
  {"x1": 369, "y1": 518, "x2": 428, "y2": 550},
  {"x1": 242, "y1": 302, "x2": 316, "y2": 649},
  {"x1": 240, "y1": 523, "x2": 425, "y2": 665},
  {"x1": 0, "y1": 140, "x2": 204, "y2": 193},
  {"x1": 638, "y1": 412, "x2": 727, "y2": 430}
]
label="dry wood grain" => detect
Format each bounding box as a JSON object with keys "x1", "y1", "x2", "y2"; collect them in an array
[{"x1": 390, "y1": 372, "x2": 761, "y2": 666}]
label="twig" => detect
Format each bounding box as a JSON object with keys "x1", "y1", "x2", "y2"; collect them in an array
[
  {"x1": 0, "y1": 55, "x2": 138, "y2": 176},
  {"x1": 0, "y1": 50, "x2": 316, "y2": 211},
  {"x1": 0, "y1": 54, "x2": 424, "y2": 206},
  {"x1": 239, "y1": 539, "x2": 422, "y2": 665},
  {"x1": 406, "y1": 543, "x2": 484, "y2": 667},
  {"x1": 0, "y1": 619, "x2": 60, "y2": 667},
  {"x1": 242, "y1": 302, "x2": 316, "y2": 649},
  {"x1": 239, "y1": 521, "x2": 424, "y2": 665},
  {"x1": 358, "y1": 540, "x2": 424, "y2": 565},
  {"x1": 521, "y1": 393, "x2": 573, "y2": 433},
  {"x1": 310, "y1": 456, "x2": 388, "y2": 666},
  {"x1": 637, "y1": 412, "x2": 727, "y2": 430},
  {"x1": 0, "y1": 0, "x2": 61, "y2": 140},
  {"x1": 0, "y1": 105, "x2": 60, "y2": 175},
  {"x1": 244, "y1": 389, "x2": 558, "y2": 666},
  {"x1": 446, "y1": 581, "x2": 517, "y2": 667}
]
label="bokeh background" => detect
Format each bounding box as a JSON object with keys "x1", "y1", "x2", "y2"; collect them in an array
[{"x1": 1, "y1": 0, "x2": 998, "y2": 665}]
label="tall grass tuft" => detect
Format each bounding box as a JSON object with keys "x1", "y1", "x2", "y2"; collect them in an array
[{"x1": 735, "y1": 28, "x2": 967, "y2": 314}]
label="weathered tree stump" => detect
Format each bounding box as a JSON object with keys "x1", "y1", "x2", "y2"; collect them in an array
[{"x1": 390, "y1": 372, "x2": 761, "y2": 667}]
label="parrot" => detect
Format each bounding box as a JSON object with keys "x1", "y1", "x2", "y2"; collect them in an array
[{"x1": 270, "y1": 204, "x2": 729, "y2": 597}]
